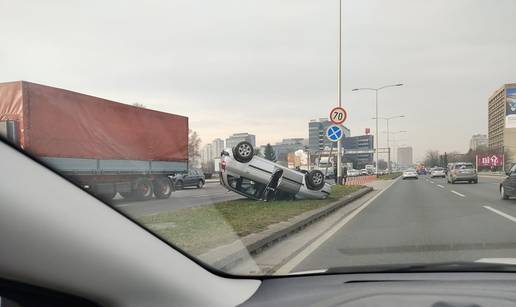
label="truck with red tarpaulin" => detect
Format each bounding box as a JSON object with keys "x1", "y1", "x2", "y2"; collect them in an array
[{"x1": 0, "y1": 81, "x2": 188, "y2": 201}]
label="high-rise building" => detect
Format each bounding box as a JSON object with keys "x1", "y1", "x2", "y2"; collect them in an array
[
  {"x1": 211, "y1": 138, "x2": 225, "y2": 158},
  {"x1": 271, "y1": 138, "x2": 306, "y2": 162},
  {"x1": 308, "y1": 118, "x2": 350, "y2": 153},
  {"x1": 488, "y1": 83, "x2": 516, "y2": 166},
  {"x1": 225, "y1": 133, "x2": 256, "y2": 150},
  {"x1": 469, "y1": 134, "x2": 488, "y2": 151},
  {"x1": 397, "y1": 146, "x2": 413, "y2": 167},
  {"x1": 343, "y1": 135, "x2": 374, "y2": 169},
  {"x1": 200, "y1": 143, "x2": 213, "y2": 164}
]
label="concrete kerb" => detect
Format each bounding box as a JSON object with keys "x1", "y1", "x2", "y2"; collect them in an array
[{"x1": 198, "y1": 186, "x2": 374, "y2": 271}]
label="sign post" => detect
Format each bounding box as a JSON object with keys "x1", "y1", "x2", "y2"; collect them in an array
[
  {"x1": 329, "y1": 107, "x2": 348, "y2": 185},
  {"x1": 326, "y1": 124, "x2": 345, "y2": 184}
]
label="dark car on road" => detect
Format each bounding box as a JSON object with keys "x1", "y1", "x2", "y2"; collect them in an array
[
  {"x1": 501, "y1": 164, "x2": 516, "y2": 199},
  {"x1": 172, "y1": 169, "x2": 205, "y2": 189}
]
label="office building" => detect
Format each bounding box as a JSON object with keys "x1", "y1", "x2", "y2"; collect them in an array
[
  {"x1": 308, "y1": 118, "x2": 350, "y2": 153},
  {"x1": 397, "y1": 146, "x2": 413, "y2": 167},
  {"x1": 488, "y1": 83, "x2": 516, "y2": 166},
  {"x1": 272, "y1": 138, "x2": 306, "y2": 162},
  {"x1": 469, "y1": 134, "x2": 488, "y2": 151},
  {"x1": 342, "y1": 135, "x2": 374, "y2": 169},
  {"x1": 211, "y1": 138, "x2": 225, "y2": 157},
  {"x1": 225, "y1": 133, "x2": 256, "y2": 149}
]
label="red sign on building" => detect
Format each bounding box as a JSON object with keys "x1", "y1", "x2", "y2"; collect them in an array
[
  {"x1": 477, "y1": 154, "x2": 504, "y2": 167},
  {"x1": 365, "y1": 128, "x2": 371, "y2": 135}
]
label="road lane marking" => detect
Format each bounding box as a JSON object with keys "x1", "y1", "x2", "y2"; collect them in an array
[
  {"x1": 451, "y1": 190, "x2": 465, "y2": 197},
  {"x1": 116, "y1": 204, "x2": 131, "y2": 207},
  {"x1": 483, "y1": 206, "x2": 516, "y2": 223},
  {"x1": 275, "y1": 177, "x2": 400, "y2": 275},
  {"x1": 430, "y1": 180, "x2": 435, "y2": 183},
  {"x1": 437, "y1": 184, "x2": 445, "y2": 188}
]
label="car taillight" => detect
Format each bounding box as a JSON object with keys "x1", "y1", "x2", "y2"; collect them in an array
[{"x1": 220, "y1": 160, "x2": 226, "y2": 172}]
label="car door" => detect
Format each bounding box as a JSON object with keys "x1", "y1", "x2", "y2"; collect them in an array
[
  {"x1": 503, "y1": 164, "x2": 516, "y2": 196},
  {"x1": 184, "y1": 170, "x2": 197, "y2": 186}
]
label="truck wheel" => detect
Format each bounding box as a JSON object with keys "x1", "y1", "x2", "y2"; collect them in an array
[
  {"x1": 135, "y1": 178, "x2": 153, "y2": 200},
  {"x1": 306, "y1": 170, "x2": 325, "y2": 190},
  {"x1": 233, "y1": 141, "x2": 254, "y2": 163},
  {"x1": 154, "y1": 177, "x2": 173, "y2": 199}
]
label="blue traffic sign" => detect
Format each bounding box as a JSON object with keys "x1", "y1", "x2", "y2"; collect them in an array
[{"x1": 326, "y1": 124, "x2": 344, "y2": 142}]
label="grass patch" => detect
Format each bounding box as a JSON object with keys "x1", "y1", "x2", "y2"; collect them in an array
[
  {"x1": 139, "y1": 184, "x2": 364, "y2": 255},
  {"x1": 378, "y1": 172, "x2": 402, "y2": 180}
]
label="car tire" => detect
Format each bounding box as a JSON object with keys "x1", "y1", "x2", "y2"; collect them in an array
[
  {"x1": 197, "y1": 180, "x2": 204, "y2": 189},
  {"x1": 233, "y1": 141, "x2": 254, "y2": 163},
  {"x1": 473, "y1": 179, "x2": 478, "y2": 184},
  {"x1": 175, "y1": 180, "x2": 184, "y2": 190},
  {"x1": 135, "y1": 178, "x2": 154, "y2": 200},
  {"x1": 97, "y1": 191, "x2": 116, "y2": 202},
  {"x1": 501, "y1": 185, "x2": 509, "y2": 200},
  {"x1": 154, "y1": 177, "x2": 173, "y2": 199},
  {"x1": 306, "y1": 170, "x2": 325, "y2": 190}
]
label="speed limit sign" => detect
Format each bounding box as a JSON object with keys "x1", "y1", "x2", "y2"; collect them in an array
[{"x1": 330, "y1": 106, "x2": 347, "y2": 125}]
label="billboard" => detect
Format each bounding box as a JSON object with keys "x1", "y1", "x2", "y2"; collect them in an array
[
  {"x1": 477, "y1": 154, "x2": 504, "y2": 168},
  {"x1": 506, "y1": 88, "x2": 516, "y2": 128}
]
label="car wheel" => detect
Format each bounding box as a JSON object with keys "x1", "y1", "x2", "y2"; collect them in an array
[
  {"x1": 501, "y1": 186, "x2": 509, "y2": 200},
  {"x1": 197, "y1": 180, "x2": 204, "y2": 189},
  {"x1": 233, "y1": 141, "x2": 254, "y2": 163},
  {"x1": 306, "y1": 170, "x2": 325, "y2": 190},
  {"x1": 154, "y1": 177, "x2": 173, "y2": 199},
  {"x1": 473, "y1": 179, "x2": 478, "y2": 184},
  {"x1": 175, "y1": 180, "x2": 184, "y2": 190}
]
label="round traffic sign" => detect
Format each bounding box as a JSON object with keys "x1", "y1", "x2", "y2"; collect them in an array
[
  {"x1": 326, "y1": 124, "x2": 344, "y2": 142},
  {"x1": 330, "y1": 106, "x2": 348, "y2": 125}
]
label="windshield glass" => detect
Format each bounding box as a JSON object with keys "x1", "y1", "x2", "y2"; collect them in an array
[{"x1": 1, "y1": 0, "x2": 516, "y2": 277}]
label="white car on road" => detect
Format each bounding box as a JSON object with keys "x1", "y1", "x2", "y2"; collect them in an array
[
  {"x1": 430, "y1": 167, "x2": 446, "y2": 178},
  {"x1": 219, "y1": 141, "x2": 331, "y2": 201},
  {"x1": 402, "y1": 169, "x2": 418, "y2": 180}
]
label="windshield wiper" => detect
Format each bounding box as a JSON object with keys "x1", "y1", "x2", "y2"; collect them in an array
[{"x1": 325, "y1": 261, "x2": 516, "y2": 274}]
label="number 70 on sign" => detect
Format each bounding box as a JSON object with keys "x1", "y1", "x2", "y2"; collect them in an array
[{"x1": 330, "y1": 106, "x2": 348, "y2": 125}]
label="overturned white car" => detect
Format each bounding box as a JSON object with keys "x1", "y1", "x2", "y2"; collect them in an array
[{"x1": 219, "y1": 141, "x2": 331, "y2": 201}]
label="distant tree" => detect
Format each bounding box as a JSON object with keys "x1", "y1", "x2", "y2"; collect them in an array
[
  {"x1": 188, "y1": 130, "x2": 201, "y2": 167},
  {"x1": 132, "y1": 103, "x2": 146, "y2": 108},
  {"x1": 264, "y1": 143, "x2": 276, "y2": 162},
  {"x1": 424, "y1": 150, "x2": 440, "y2": 167}
]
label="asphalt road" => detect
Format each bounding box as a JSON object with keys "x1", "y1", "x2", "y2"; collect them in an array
[
  {"x1": 292, "y1": 175, "x2": 516, "y2": 272},
  {"x1": 113, "y1": 181, "x2": 243, "y2": 217}
]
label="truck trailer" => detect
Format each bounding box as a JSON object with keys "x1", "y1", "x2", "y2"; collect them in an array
[{"x1": 0, "y1": 81, "x2": 188, "y2": 201}]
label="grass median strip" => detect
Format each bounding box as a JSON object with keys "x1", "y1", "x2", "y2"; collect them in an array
[{"x1": 139, "y1": 184, "x2": 364, "y2": 255}]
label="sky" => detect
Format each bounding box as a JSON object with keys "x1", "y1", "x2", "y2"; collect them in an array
[{"x1": 1, "y1": 0, "x2": 516, "y2": 161}]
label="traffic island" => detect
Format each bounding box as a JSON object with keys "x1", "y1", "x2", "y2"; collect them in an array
[{"x1": 138, "y1": 185, "x2": 372, "y2": 270}]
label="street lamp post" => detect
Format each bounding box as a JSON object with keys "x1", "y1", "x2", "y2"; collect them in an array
[
  {"x1": 352, "y1": 84, "x2": 403, "y2": 177},
  {"x1": 336, "y1": 0, "x2": 343, "y2": 184},
  {"x1": 374, "y1": 115, "x2": 405, "y2": 173}
]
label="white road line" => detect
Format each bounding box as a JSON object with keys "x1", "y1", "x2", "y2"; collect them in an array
[
  {"x1": 115, "y1": 204, "x2": 131, "y2": 207},
  {"x1": 275, "y1": 178, "x2": 399, "y2": 275},
  {"x1": 430, "y1": 181, "x2": 435, "y2": 184},
  {"x1": 483, "y1": 206, "x2": 516, "y2": 223},
  {"x1": 437, "y1": 184, "x2": 445, "y2": 188},
  {"x1": 451, "y1": 190, "x2": 465, "y2": 197}
]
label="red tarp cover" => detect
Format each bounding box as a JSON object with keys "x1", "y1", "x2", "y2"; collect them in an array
[{"x1": 0, "y1": 81, "x2": 188, "y2": 162}]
